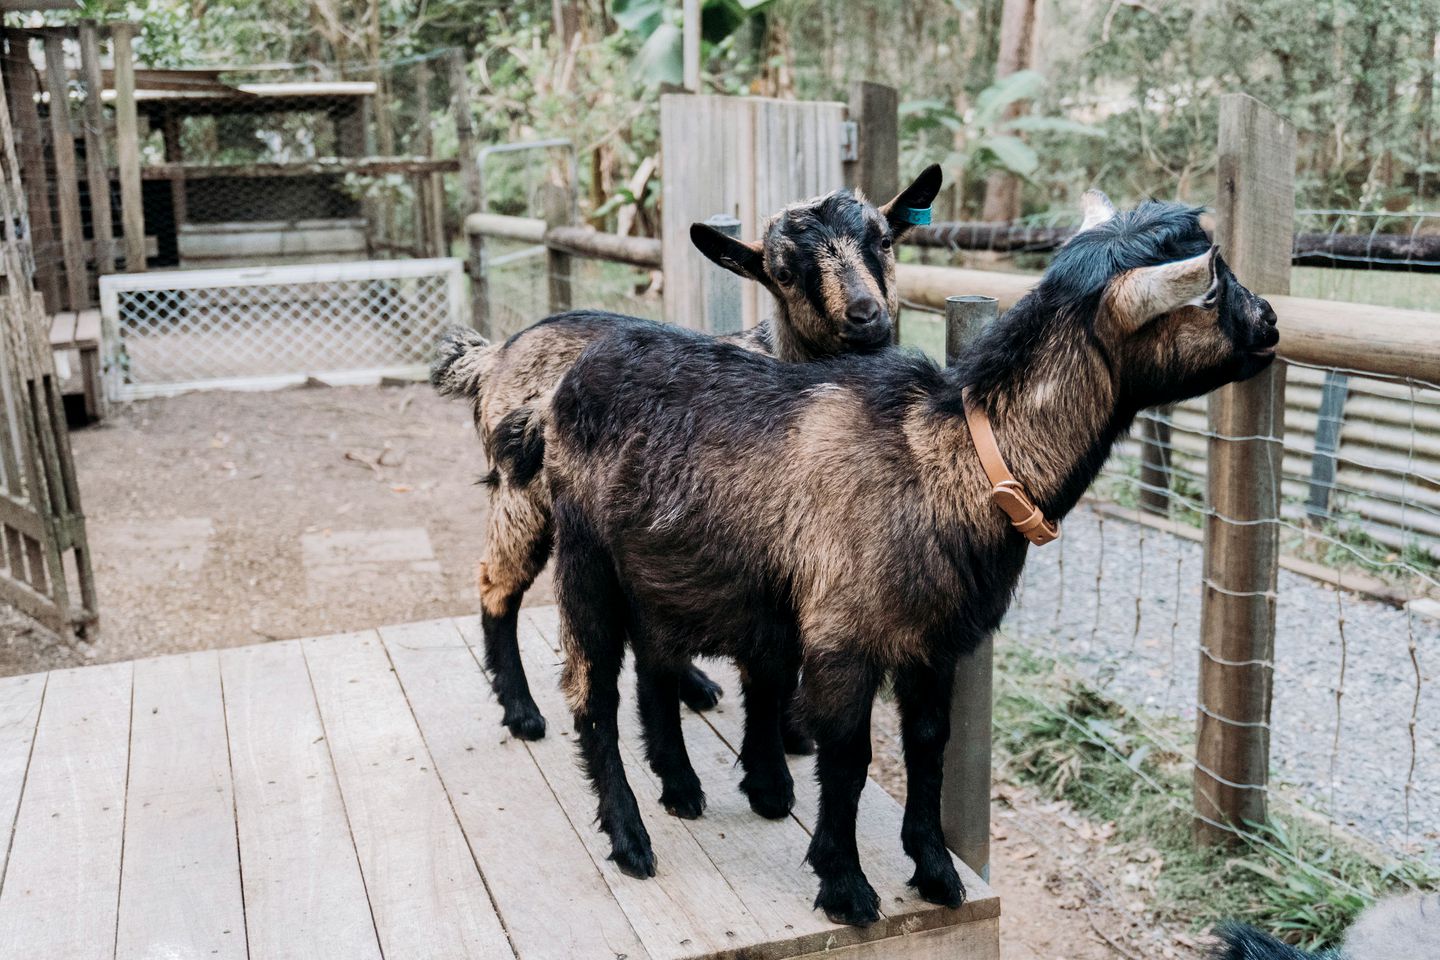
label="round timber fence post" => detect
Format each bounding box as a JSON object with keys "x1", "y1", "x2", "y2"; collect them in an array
[
  {"x1": 1194, "y1": 93, "x2": 1295, "y2": 846},
  {"x1": 541, "y1": 183, "x2": 574, "y2": 315},
  {"x1": 702, "y1": 214, "x2": 742, "y2": 334},
  {"x1": 941, "y1": 293, "x2": 998, "y2": 882}
]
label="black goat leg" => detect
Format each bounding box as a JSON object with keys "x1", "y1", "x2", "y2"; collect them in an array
[
  {"x1": 895, "y1": 657, "x2": 966, "y2": 908},
  {"x1": 676, "y1": 660, "x2": 724, "y2": 712},
  {"x1": 554, "y1": 502, "x2": 654, "y2": 878},
  {"x1": 481, "y1": 593, "x2": 546, "y2": 741},
  {"x1": 736, "y1": 654, "x2": 795, "y2": 819},
  {"x1": 636, "y1": 660, "x2": 706, "y2": 819},
  {"x1": 804, "y1": 661, "x2": 881, "y2": 927}
]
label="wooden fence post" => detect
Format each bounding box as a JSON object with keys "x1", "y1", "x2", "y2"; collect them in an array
[
  {"x1": 845, "y1": 82, "x2": 898, "y2": 203},
  {"x1": 111, "y1": 23, "x2": 146, "y2": 273},
  {"x1": 941, "y1": 293, "x2": 998, "y2": 881},
  {"x1": 1194, "y1": 93, "x2": 1295, "y2": 846},
  {"x1": 682, "y1": 0, "x2": 701, "y2": 91},
  {"x1": 78, "y1": 23, "x2": 115, "y2": 277},
  {"x1": 542, "y1": 183, "x2": 572, "y2": 314},
  {"x1": 41, "y1": 31, "x2": 87, "y2": 310},
  {"x1": 701, "y1": 214, "x2": 742, "y2": 334},
  {"x1": 450, "y1": 49, "x2": 484, "y2": 330}
]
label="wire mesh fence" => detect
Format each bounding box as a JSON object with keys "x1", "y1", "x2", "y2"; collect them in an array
[
  {"x1": 99, "y1": 258, "x2": 466, "y2": 398},
  {"x1": 997, "y1": 358, "x2": 1440, "y2": 869}
]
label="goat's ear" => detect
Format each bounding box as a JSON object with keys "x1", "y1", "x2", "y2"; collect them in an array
[
  {"x1": 690, "y1": 222, "x2": 770, "y2": 285},
  {"x1": 1106, "y1": 245, "x2": 1220, "y2": 331},
  {"x1": 1075, "y1": 189, "x2": 1117, "y2": 235},
  {"x1": 879, "y1": 164, "x2": 943, "y2": 239}
]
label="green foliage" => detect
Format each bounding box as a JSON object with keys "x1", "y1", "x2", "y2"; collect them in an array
[
  {"x1": 612, "y1": 0, "x2": 776, "y2": 85},
  {"x1": 994, "y1": 644, "x2": 1440, "y2": 950}
]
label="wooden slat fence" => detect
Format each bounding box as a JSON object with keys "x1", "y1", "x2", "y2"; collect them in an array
[{"x1": 0, "y1": 31, "x2": 97, "y2": 639}]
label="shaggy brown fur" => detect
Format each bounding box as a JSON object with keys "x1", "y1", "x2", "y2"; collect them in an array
[
  {"x1": 543, "y1": 195, "x2": 1280, "y2": 925},
  {"x1": 430, "y1": 166, "x2": 943, "y2": 741}
]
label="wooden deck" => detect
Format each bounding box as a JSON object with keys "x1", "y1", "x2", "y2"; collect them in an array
[{"x1": 0, "y1": 606, "x2": 998, "y2": 959}]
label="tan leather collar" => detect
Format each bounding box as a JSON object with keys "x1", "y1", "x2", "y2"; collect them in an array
[{"x1": 962, "y1": 389, "x2": 1060, "y2": 546}]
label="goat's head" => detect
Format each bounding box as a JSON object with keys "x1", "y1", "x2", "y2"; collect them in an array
[
  {"x1": 1043, "y1": 191, "x2": 1279, "y2": 411},
  {"x1": 689, "y1": 164, "x2": 943, "y2": 361}
]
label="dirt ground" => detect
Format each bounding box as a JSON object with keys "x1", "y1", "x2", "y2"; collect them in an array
[{"x1": 0, "y1": 383, "x2": 1205, "y2": 959}]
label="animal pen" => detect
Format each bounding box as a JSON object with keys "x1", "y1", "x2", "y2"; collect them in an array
[{"x1": 0, "y1": 12, "x2": 1435, "y2": 955}]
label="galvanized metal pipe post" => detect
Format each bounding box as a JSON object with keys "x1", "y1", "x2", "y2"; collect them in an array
[{"x1": 940, "y1": 293, "x2": 998, "y2": 881}]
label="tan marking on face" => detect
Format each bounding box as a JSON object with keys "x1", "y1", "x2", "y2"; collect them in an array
[{"x1": 816, "y1": 235, "x2": 883, "y2": 322}]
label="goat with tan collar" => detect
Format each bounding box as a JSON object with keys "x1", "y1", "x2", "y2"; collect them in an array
[{"x1": 543, "y1": 192, "x2": 1280, "y2": 925}]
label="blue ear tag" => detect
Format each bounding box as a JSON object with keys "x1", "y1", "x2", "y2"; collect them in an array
[{"x1": 896, "y1": 206, "x2": 932, "y2": 226}]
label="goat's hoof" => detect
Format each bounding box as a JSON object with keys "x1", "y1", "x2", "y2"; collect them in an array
[
  {"x1": 607, "y1": 827, "x2": 657, "y2": 879},
  {"x1": 740, "y1": 773, "x2": 795, "y2": 820},
  {"x1": 501, "y1": 702, "x2": 547, "y2": 741},
  {"x1": 782, "y1": 728, "x2": 816, "y2": 756},
  {"x1": 909, "y1": 862, "x2": 966, "y2": 909},
  {"x1": 677, "y1": 667, "x2": 724, "y2": 712},
  {"x1": 659, "y1": 783, "x2": 706, "y2": 820},
  {"x1": 814, "y1": 875, "x2": 881, "y2": 927}
]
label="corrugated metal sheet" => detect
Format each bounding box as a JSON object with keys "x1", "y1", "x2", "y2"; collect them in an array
[{"x1": 1116, "y1": 365, "x2": 1440, "y2": 557}]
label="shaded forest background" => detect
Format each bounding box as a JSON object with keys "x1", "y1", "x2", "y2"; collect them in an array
[{"x1": 39, "y1": 0, "x2": 1440, "y2": 222}]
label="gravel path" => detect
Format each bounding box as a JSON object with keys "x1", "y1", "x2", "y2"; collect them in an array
[{"x1": 1005, "y1": 504, "x2": 1440, "y2": 863}]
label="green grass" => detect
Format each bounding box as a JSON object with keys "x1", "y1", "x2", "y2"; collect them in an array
[
  {"x1": 993, "y1": 644, "x2": 1439, "y2": 950},
  {"x1": 1290, "y1": 266, "x2": 1440, "y2": 311}
]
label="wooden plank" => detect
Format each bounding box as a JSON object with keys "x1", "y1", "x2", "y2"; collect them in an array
[
  {"x1": 845, "y1": 82, "x2": 898, "y2": 203},
  {"x1": 3, "y1": 40, "x2": 61, "y2": 310},
  {"x1": 78, "y1": 23, "x2": 116, "y2": 277},
  {"x1": 792, "y1": 916, "x2": 999, "y2": 960},
  {"x1": 218, "y1": 640, "x2": 382, "y2": 960},
  {"x1": 1195, "y1": 93, "x2": 1295, "y2": 845},
  {"x1": 111, "y1": 23, "x2": 147, "y2": 272},
  {"x1": 0, "y1": 673, "x2": 45, "y2": 884},
  {"x1": 47, "y1": 310, "x2": 77, "y2": 346},
  {"x1": 379, "y1": 619, "x2": 651, "y2": 960},
  {"x1": 499, "y1": 614, "x2": 767, "y2": 959},
  {"x1": 300, "y1": 631, "x2": 514, "y2": 960},
  {"x1": 116, "y1": 651, "x2": 246, "y2": 960},
  {"x1": 72, "y1": 308, "x2": 100, "y2": 347},
  {"x1": 0, "y1": 662, "x2": 132, "y2": 960},
  {"x1": 518, "y1": 609, "x2": 1000, "y2": 956},
  {"x1": 42, "y1": 33, "x2": 89, "y2": 310}
]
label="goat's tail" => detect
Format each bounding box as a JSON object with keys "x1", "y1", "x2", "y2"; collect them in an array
[{"x1": 430, "y1": 326, "x2": 501, "y2": 401}]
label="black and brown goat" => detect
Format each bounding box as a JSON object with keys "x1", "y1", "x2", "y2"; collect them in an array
[
  {"x1": 543, "y1": 193, "x2": 1281, "y2": 925},
  {"x1": 431, "y1": 166, "x2": 943, "y2": 741}
]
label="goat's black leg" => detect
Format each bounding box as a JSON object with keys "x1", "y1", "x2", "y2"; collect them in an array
[
  {"x1": 737, "y1": 654, "x2": 796, "y2": 819},
  {"x1": 804, "y1": 662, "x2": 881, "y2": 927},
  {"x1": 636, "y1": 660, "x2": 706, "y2": 819},
  {"x1": 780, "y1": 696, "x2": 815, "y2": 756},
  {"x1": 478, "y1": 481, "x2": 553, "y2": 741},
  {"x1": 895, "y1": 657, "x2": 966, "y2": 909},
  {"x1": 554, "y1": 501, "x2": 654, "y2": 878},
  {"x1": 481, "y1": 593, "x2": 546, "y2": 741},
  {"x1": 676, "y1": 661, "x2": 724, "y2": 712}
]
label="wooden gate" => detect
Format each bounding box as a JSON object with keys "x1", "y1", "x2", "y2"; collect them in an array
[
  {"x1": 660, "y1": 94, "x2": 848, "y2": 331},
  {"x1": 0, "y1": 51, "x2": 97, "y2": 639}
]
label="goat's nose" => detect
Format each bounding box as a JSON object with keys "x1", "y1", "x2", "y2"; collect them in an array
[
  {"x1": 1259, "y1": 299, "x2": 1278, "y2": 327},
  {"x1": 847, "y1": 296, "x2": 883, "y2": 327}
]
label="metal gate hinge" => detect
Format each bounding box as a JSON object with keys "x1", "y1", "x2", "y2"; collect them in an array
[{"x1": 840, "y1": 120, "x2": 859, "y2": 163}]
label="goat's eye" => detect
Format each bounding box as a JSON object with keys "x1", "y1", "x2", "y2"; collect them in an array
[
  {"x1": 774, "y1": 268, "x2": 793, "y2": 285},
  {"x1": 880, "y1": 236, "x2": 893, "y2": 250}
]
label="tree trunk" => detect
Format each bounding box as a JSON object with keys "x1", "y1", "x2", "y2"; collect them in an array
[{"x1": 980, "y1": 0, "x2": 1036, "y2": 222}]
